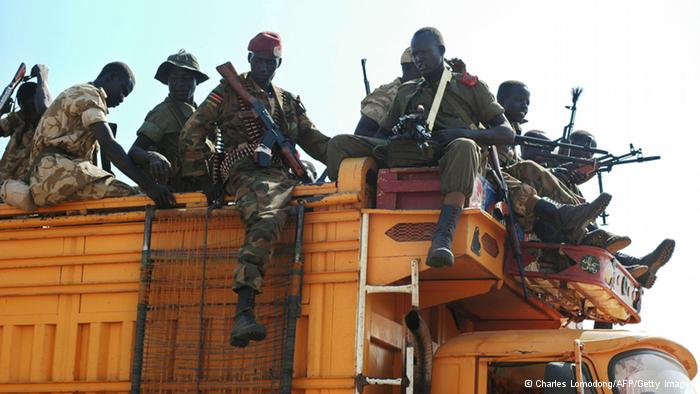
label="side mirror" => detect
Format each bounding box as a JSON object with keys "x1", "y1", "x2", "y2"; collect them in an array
[{"x1": 543, "y1": 362, "x2": 577, "y2": 394}]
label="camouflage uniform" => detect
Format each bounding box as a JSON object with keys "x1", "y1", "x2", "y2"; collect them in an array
[
  {"x1": 180, "y1": 72, "x2": 328, "y2": 293},
  {"x1": 496, "y1": 121, "x2": 585, "y2": 231},
  {"x1": 28, "y1": 84, "x2": 136, "y2": 207},
  {"x1": 0, "y1": 111, "x2": 35, "y2": 182},
  {"x1": 327, "y1": 69, "x2": 504, "y2": 198},
  {"x1": 360, "y1": 77, "x2": 402, "y2": 125},
  {"x1": 136, "y1": 96, "x2": 201, "y2": 192}
]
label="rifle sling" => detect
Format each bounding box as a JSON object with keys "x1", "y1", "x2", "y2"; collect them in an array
[{"x1": 425, "y1": 67, "x2": 452, "y2": 131}]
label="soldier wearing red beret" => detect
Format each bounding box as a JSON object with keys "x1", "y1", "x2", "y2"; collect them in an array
[{"x1": 179, "y1": 32, "x2": 330, "y2": 348}]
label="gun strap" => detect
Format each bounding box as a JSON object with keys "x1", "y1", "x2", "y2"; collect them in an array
[{"x1": 426, "y1": 67, "x2": 452, "y2": 132}]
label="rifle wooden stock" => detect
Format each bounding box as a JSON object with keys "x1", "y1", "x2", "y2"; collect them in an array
[{"x1": 0, "y1": 63, "x2": 27, "y2": 112}]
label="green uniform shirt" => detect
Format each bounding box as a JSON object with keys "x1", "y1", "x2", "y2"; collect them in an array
[
  {"x1": 379, "y1": 71, "x2": 504, "y2": 133},
  {"x1": 0, "y1": 111, "x2": 35, "y2": 182},
  {"x1": 137, "y1": 96, "x2": 199, "y2": 191},
  {"x1": 180, "y1": 72, "x2": 329, "y2": 178}
]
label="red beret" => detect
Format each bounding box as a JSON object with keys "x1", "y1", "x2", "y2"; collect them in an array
[{"x1": 248, "y1": 32, "x2": 282, "y2": 58}]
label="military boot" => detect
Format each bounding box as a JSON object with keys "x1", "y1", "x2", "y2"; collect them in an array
[
  {"x1": 426, "y1": 204, "x2": 462, "y2": 268},
  {"x1": 582, "y1": 228, "x2": 632, "y2": 253},
  {"x1": 620, "y1": 264, "x2": 648, "y2": 279},
  {"x1": 617, "y1": 239, "x2": 675, "y2": 289},
  {"x1": 534, "y1": 193, "x2": 612, "y2": 244},
  {"x1": 230, "y1": 286, "x2": 266, "y2": 347}
]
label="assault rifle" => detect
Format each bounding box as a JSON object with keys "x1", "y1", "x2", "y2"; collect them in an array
[
  {"x1": 487, "y1": 145, "x2": 528, "y2": 298},
  {"x1": 216, "y1": 62, "x2": 313, "y2": 184},
  {"x1": 0, "y1": 63, "x2": 29, "y2": 114}
]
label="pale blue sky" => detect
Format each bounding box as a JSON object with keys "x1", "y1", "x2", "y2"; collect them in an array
[{"x1": 2, "y1": 0, "x2": 700, "y2": 387}]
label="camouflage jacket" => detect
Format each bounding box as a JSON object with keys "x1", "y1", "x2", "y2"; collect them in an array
[
  {"x1": 179, "y1": 72, "x2": 329, "y2": 178},
  {"x1": 0, "y1": 111, "x2": 35, "y2": 181},
  {"x1": 360, "y1": 77, "x2": 402, "y2": 124},
  {"x1": 30, "y1": 83, "x2": 109, "y2": 163}
]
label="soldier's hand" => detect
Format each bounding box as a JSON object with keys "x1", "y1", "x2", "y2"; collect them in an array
[
  {"x1": 146, "y1": 151, "x2": 172, "y2": 184},
  {"x1": 201, "y1": 178, "x2": 225, "y2": 207},
  {"x1": 30, "y1": 64, "x2": 48, "y2": 80},
  {"x1": 145, "y1": 183, "x2": 176, "y2": 208},
  {"x1": 446, "y1": 58, "x2": 466, "y2": 74}
]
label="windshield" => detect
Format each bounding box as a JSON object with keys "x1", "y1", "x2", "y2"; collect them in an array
[{"x1": 610, "y1": 350, "x2": 695, "y2": 394}]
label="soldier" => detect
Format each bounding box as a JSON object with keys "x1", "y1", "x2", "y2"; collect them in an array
[
  {"x1": 519, "y1": 129, "x2": 557, "y2": 166},
  {"x1": 129, "y1": 50, "x2": 210, "y2": 192},
  {"x1": 552, "y1": 130, "x2": 675, "y2": 289},
  {"x1": 326, "y1": 27, "x2": 609, "y2": 269},
  {"x1": 0, "y1": 64, "x2": 52, "y2": 184},
  {"x1": 26, "y1": 62, "x2": 175, "y2": 208},
  {"x1": 179, "y1": 32, "x2": 329, "y2": 347},
  {"x1": 354, "y1": 47, "x2": 419, "y2": 137},
  {"x1": 494, "y1": 81, "x2": 628, "y2": 248}
]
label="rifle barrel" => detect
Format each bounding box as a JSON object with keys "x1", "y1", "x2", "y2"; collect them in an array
[{"x1": 514, "y1": 135, "x2": 608, "y2": 155}]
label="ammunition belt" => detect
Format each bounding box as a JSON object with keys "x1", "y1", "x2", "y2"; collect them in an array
[{"x1": 216, "y1": 83, "x2": 288, "y2": 181}]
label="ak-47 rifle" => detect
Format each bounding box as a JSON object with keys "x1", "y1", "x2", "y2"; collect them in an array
[
  {"x1": 487, "y1": 145, "x2": 528, "y2": 298},
  {"x1": 559, "y1": 87, "x2": 583, "y2": 144},
  {"x1": 361, "y1": 58, "x2": 370, "y2": 95},
  {"x1": 0, "y1": 63, "x2": 28, "y2": 114},
  {"x1": 216, "y1": 62, "x2": 313, "y2": 184}
]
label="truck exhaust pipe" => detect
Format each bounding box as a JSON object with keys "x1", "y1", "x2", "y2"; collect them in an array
[{"x1": 405, "y1": 309, "x2": 432, "y2": 394}]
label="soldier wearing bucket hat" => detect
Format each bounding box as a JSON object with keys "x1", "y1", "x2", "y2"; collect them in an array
[{"x1": 129, "y1": 49, "x2": 210, "y2": 192}]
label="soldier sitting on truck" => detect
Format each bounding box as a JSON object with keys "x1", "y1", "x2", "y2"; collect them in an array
[
  {"x1": 326, "y1": 27, "x2": 610, "y2": 269},
  {"x1": 0, "y1": 65, "x2": 51, "y2": 187},
  {"x1": 23, "y1": 62, "x2": 175, "y2": 209},
  {"x1": 129, "y1": 50, "x2": 210, "y2": 192},
  {"x1": 179, "y1": 32, "x2": 330, "y2": 348},
  {"x1": 544, "y1": 130, "x2": 675, "y2": 288},
  {"x1": 498, "y1": 83, "x2": 673, "y2": 287}
]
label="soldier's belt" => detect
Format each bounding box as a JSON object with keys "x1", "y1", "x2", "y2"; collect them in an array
[{"x1": 218, "y1": 143, "x2": 281, "y2": 181}]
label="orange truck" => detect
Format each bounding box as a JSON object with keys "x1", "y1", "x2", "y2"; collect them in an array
[{"x1": 0, "y1": 158, "x2": 695, "y2": 393}]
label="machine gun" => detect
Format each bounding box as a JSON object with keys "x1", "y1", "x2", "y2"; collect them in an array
[
  {"x1": 0, "y1": 63, "x2": 29, "y2": 114},
  {"x1": 559, "y1": 144, "x2": 660, "y2": 225},
  {"x1": 559, "y1": 87, "x2": 583, "y2": 144},
  {"x1": 216, "y1": 62, "x2": 313, "y2": 184}
]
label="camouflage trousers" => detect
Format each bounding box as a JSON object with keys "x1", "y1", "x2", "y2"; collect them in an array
[
  {"x1": 499, "y1": 160, "x2": 585, "y2": 231},
  {"x1": 29, "y1": 153, "x2": 136, "y2": 207},
  {"x1": 326, "y1": 135, "x2": 483, "y2": 196},
  {"x1": 226, "y1": 167, "x2": 297, "y2": 293}
]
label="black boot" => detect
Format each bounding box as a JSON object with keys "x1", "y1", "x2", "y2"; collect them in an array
[
  {"x1": 534, "y1": 193, "x2": 611, "y2": 244},
  {"x1": 230, "y1": 286, "x2": 266, "y2": 347},
  {"x1": 621, "y1": 239, "x2": 675, "y2": 289},
  {"x1": 426, "y1": 204, "x2": 462, "y2": 268}
]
